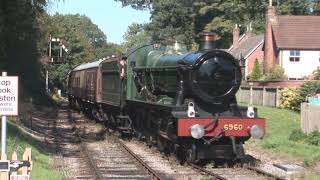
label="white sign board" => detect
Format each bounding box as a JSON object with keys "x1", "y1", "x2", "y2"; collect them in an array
[
  {"x1": 10, "y1": 175, "x2": 29, "y2": 180},
  {"x1": 0, "y1": 76, "x2": 18, "y2": 116}
]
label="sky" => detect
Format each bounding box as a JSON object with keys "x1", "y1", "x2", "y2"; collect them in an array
[{"x1": 48, "y1": 0, "x2": 150, "y2": 44}]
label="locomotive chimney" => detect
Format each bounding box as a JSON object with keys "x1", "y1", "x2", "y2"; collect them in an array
[{"x1": 199, "y1": 32, "x2": 215, "y2": 50}]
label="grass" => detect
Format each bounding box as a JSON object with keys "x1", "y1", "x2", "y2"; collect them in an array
[
  {"x1": 247, "y1": 105, "x2": 320, "y2": 166},
  {"x1": 6, "y1": 121, "x2": 63, "y2": 179}
]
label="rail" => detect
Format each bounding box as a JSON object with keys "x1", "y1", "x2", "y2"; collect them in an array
[
  {"x1": 245, "y1": 166, "x2": 286, "y2": 180},
  {"x1": 117, "y1": 139, "x2": 165, "y2": 180},
  {"x1": 187, "y1": 163, "x2": 228, "y2": 180},
  {"x1": 189, "y1": 162, "x2": 286, "y2": 180}
]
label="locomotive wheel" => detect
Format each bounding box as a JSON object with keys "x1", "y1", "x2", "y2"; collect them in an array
[
  {"x1": 186, "y1": 144, "x2": 198, "y2": 163},
  {"x1": 135, "y1": 131, "x2": 144, "y2": 140},
  {"x1": 103, "y1": 113, "x2": 110, "y2": 127},
  {"x1": 157, "y1": 136, "x2": 166, "y2": 152},
  {"x1": 92, "y1": 108, "x2": 102, "y2": 122},
  {"x1": 146, "y1": 135, "x2": 154, "y2": 147},
  {"x1": 75, "y1": 100, "x2": 81, "y2": 111}
]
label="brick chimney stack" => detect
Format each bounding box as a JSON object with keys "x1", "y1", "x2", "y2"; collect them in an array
[
  {"x1": 264, "y1": 0, "x2": 277, "y2": 73},
  {"x1": 233, "y1": 24, "x2": 240, "y2": 49}
]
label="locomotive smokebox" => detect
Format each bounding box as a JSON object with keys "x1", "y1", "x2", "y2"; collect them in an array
[{"x1": 198, "y1": 32, "x2": 215, "y2": 50}]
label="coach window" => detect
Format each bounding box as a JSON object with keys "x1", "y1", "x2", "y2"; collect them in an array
[{"x1": 289, "y1": 50, "x2": 300, "y2": 62}]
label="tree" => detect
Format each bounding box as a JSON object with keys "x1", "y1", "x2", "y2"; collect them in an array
[
  {"x1": 122, "y1": 23, "x2": 151, "y2": 50},
  {"x1": 193, "y1": 0, "x2": 267, "y2": 48},
  {"x1": 115, "y1": 0, "x2": 316, "y2": 49},
  {"x1": 114, "y1": 0, "x2": 152, "y2": 10},
  {"x1": 312, "y1": 0, "x2": 320, "y2": 15},
  {"x1": 0, "y1": 0, "x2": 48, "y2": 99},
  {"x1": 146, "y1": 0, "x2": 195, "y2": 47},
  {"x1": 277, "y1": 0, "x2": 311, "y2": 15},
  {"x1": 250, "y1": 59, "x2": 262, "y2": 80},
  {"x1": 39, "y1": 13, "x2": 111, "y2": 89}
]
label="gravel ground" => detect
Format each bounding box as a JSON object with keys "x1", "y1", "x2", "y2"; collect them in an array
[
  {"x1": 19, "y1": 102, "x2": 310, "y2": 180},
  {"x1": 246, "y1": 145, "x2": 305, "y2": 179},
  {"x1": 85, "y1": 140, "x2": 152, "y2": 179},
  {"x1": 123, "y1": 139, "x2": 204, "y2": 180}
]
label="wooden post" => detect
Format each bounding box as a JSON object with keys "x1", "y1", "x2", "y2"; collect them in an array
[
  {"x1": 22, "y1": 148, "x2": 32, "y2": 175},
  {"x1": 11, "y1": 152, "x2": 17, "y2": 176},
  {"x1": 276, "y1": 86, "x2": 281, "y2": 107},
  {"x1": 262, "y1": 87, "x2": 266, "y2": 106},
  {"x1": 0, "y1": 153, "x2": 8, "y2": 180},
  {"x1": 249, "y1": 86, "x2": 253, "y2": 105}
]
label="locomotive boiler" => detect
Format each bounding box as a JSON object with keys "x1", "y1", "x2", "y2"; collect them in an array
[{"x1": 67, "y1": 32, "x2": 266, "y2": 162}]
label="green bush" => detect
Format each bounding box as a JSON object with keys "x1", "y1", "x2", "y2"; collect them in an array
[
  {"x1": 298, "y1": 81, "x2": 320, "y2": 99},
  {"x1": 289, "y1": 129, "x2": 320, "y2": 146},
  {"x1": 289, "y1": 129, "x2": 307, "y2": 142},
  {"x1": 264, "y1": 65, "x2": 286, "y2": 81},
  {"x1": 250, "y1": 59, "x2": 262, "y2": 80},
  {"x1": 306, "y1": 131, "x2": 320, "y2": 146},
  {"x1": 279, "y1": 88, "x2": 303, "y2": 110},
  {"x1": 279, "y1": 81, "x2": 320, "y2": 111},
  {"x1": 313, "y1": 68, "x2": 320, "y2": 80}
]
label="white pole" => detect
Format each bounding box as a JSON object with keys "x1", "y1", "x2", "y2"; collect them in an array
[
  {"x1": 46, "y1": 70, "x2": 49, "y2": 92},
  {"x1": 1, "y1": 72, "x2": 7, "y2": 154}
]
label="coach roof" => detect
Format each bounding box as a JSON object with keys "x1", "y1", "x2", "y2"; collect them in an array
[{"x1": 72, "y1": 59, "x2": 105, "y2": 71}]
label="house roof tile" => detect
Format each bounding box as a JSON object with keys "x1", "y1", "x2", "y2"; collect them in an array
[
  {"x1": 229, "y1": 34, "x2": 264, "y2": 59},
  {"x1": 272, "y1": 16, "x2": 320, "y2": 50}
]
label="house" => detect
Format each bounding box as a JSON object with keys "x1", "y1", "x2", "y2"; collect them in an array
[
  {"x1": 264, "y1": 2, "x2": 320, "y2": 80},
  {"x1": 228, "y1": 25, "x2": 264, "y2": 79}
]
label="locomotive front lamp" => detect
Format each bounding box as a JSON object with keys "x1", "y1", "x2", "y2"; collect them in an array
[
  {"x1": 250, "y1": 125, "x2": 264, "y2": 139},
  {"x1": 190, "y1": 124, "x2": 205, "y2": 139}
]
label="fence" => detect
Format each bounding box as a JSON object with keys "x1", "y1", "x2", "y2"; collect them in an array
[
  {"x1": 236, "y1": 86, "x2": 282, "y2": 107},
  {"x1": 301, "y1": 103, "x2": 320, "y2": 134},
  {"x1": 0, "y1": 148, "x2": 32, "y2": 180}
]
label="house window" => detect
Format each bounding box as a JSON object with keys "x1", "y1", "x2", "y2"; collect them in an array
[{"x1": 289, "y1": 50, "x2": 300, "y2": 62}]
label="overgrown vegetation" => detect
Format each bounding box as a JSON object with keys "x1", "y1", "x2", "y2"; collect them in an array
[
  {"x1": 299, "y1": 81, "x2": 320, "y2": 99},
  {"x1": 7, "y1": 122, "x2": 63, "y2": 179},
  {"x1": 264, "y1": 65, "x2": 286, "y2": 81},
  {"x1": 289, "y1": 129, "x2": 320, "y2": 146},
  {"x1": 247, "y1": 105, "x2": 320, "y2": 167},
  {"x1": 279, "y1": 81, "x2": 320, "y2": 111},
  {"x1": 279, "y1": 88, "x2": 303, "y2": 111}
]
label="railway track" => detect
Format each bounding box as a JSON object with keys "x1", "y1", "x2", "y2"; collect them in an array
[
  {"x1": 119, "y1": 136, "x2": 288, "y2": 180},
  {"x1": 65, "y1": 107, "x2": 165, "y2": 179},
  {"x1": 55, "y1": 103, "x2": 288, "y2": 180},
  {"x1": 116, "y1": 138, "x2": 165, "y2": 179},
  {"x1": 189, "y1": 162, "x2": 287, "y2": 180},
  {"x1": 80, "y1": 136, "x2": 166, "y2": 179},
  {"x1": 53, "y1": 107, "x2": 98, "y2": 179}
]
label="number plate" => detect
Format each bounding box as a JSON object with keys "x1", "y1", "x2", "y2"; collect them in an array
[{"x1": 223, "y1": 124, "x2": 243, "y2": 131}]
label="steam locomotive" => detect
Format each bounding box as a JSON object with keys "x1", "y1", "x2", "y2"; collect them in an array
[{"x1": 67, "y1": 32, "x2": 265, "y2": 162}]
